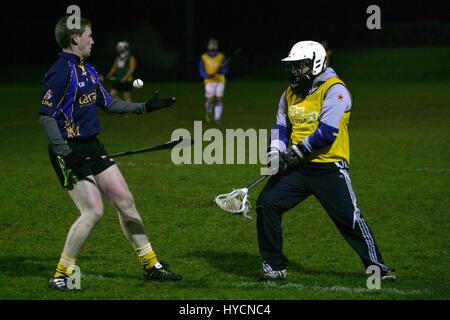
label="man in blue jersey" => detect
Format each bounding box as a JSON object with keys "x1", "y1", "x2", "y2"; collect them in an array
[{"x1": 40, "y1": 16, "x2": 181, "y2": 291}]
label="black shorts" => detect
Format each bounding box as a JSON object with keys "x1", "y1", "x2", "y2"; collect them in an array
[
  {"x1": 49, "y1": 137, "x2": 115, "y2": 188},
  {"x1": 111, "y1": 80, "x2": 133, "y2": 93}
]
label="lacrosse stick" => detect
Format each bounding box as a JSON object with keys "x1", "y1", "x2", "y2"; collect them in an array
[
  {"x1": 215, "y1": 175, "x2": 268, "y2": 220},
  {"x1": 84, "y1": 137, "x2": 193, "y2": 160},
  {"x1": 223, "y1": 48, "x2": 242, "y2": 65},
  {"x1": 105, "y1": 137, "x2": 193, "y2": 159}
]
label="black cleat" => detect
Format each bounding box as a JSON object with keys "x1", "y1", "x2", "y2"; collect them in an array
[
  {"x1": 48, "y1": 276, "x2": 80, "y2": 291},
  {"x1": 143, "y1": 263, "x2": 182, "y2": 282},
  {"x1": 381, "y1": 269, "x2": 396, "y2": 281}
]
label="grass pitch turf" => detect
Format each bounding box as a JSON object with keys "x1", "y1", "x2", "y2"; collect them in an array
[{"x1": 0, "y1": 75, "x2": 449, "y2": 299}]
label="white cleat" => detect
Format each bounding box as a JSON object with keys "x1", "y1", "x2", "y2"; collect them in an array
[
  {"x1": 263, "y1": 269, "x2": 288, "y2": 281},
  {"x1": 381, "y1": 270, "x2": 396, "y2": 281}
]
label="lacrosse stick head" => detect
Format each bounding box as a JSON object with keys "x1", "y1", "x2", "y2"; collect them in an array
[{"x1": 215, "y1": 187, "x2": 252, "y2": 220}]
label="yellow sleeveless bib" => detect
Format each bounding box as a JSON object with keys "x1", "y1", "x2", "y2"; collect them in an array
[
  {"x1": 202, "y1": 52, "x2": 226, "y2": 84},
  {"x1": 285, "y1": 77, "x2": 351, "y2": 163}
]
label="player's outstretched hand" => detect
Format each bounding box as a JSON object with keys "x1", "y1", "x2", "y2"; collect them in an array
[{"x1": 145, "y1": 91, "x2": 176, "y2": 113}]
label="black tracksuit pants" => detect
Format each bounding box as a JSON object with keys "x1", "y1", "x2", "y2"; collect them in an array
[{"x1": 256, "y1": 161, "x2": 388, "y2": 272}]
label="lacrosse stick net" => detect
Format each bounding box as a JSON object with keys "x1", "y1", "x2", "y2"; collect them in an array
[{"x1": 214, "y1": 176, "x2": 267, "y2": 220}]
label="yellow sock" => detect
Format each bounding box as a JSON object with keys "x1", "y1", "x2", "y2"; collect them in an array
[
  {"x1": 136, "y1": 243, "x2": 159, "y2": 270},
  {"x1": 53, "y1": 254, "x2": 76, "y2": 278}
]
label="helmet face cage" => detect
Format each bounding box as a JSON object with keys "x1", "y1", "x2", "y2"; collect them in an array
[
  {"x1": 281, "y1": 41, "x2": 327, "y2": 96},
  {"x1": 284, "y1": 58, "x2": 313, "y2": 83}
]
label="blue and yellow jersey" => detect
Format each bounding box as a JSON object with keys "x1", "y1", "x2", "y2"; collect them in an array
[
  {"x1": 199, "y1": 51, "x2": 229, "y2": 84},
  {"x1": 40, "y1": 52, "x2": 112, "y2": 140}
]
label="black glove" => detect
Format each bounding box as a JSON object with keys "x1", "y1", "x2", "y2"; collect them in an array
[
  {"x1": 278, "y1": 142, "x2": 313, "y2": 174},
  {"x1": 280, "y1": 147, "x2": 301, "y2": 171},
  {"x1": 145, "y1": 91, "x2": 176, "y2": 113},
  {"x1": 63, "y1": 151, "x2": 86, "y2": 170}
]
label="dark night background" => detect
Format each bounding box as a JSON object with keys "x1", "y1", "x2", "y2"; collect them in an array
[
  {"x1": 3, "y1": 0, "x2": 450, "y2": 83},
  {"x1": 0, "y1": 1, "x2": 449, "y2": 301}
]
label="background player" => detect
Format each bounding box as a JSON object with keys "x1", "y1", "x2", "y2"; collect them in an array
[
  {"x1": 259, "y1": 41, "x2": 396, "y2": 281},
  {"x1": 106, "y1": 41, "x2": 136, "y2": 102},
  {"x1": 41, "y1": 16, "x2": 181, "y2": 291},
  {"x1": 199, "y1": 38, "x2": 229, "y2": 124},
  {"x1": 320, "y1": 40, "x2": 332, "y2": 67}
]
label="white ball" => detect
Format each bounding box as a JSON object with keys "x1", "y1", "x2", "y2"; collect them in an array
[{"x1": 133, "y1": 79, "x2": 144, "y2": 89}]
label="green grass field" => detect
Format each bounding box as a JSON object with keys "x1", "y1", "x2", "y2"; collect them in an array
[{"x1": 1, "y1": 54, "x2": 449, "y2": 299}]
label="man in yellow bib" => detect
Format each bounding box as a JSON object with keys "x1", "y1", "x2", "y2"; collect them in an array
[
  {"x1": 199, "y1": 38, "x2": 229, "y2": 124},
  {"x1": 258, "y1": 41, "x2": 395, "y2": 281}
]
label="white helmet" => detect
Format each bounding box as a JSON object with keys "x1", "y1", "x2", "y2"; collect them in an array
[{"x1": 281, "y1": 40, "x2": 327, "y2": 75}]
